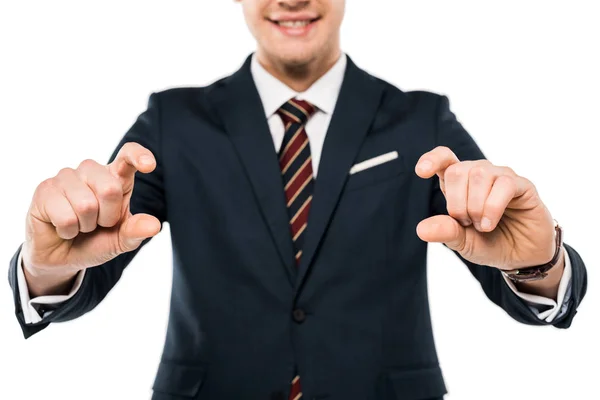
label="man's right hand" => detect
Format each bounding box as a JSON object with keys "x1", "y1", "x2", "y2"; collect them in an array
[{"x1": 21, "y1": 142, "x2": 162, "y2": 297}]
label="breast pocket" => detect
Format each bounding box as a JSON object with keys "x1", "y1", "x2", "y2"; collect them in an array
[{"x1": 345, "y1": 152, "x2": 407, "y2": 192}]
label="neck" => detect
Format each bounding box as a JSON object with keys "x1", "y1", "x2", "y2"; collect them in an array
[{"x1": 256, "y1": 48, "x2": 342, "y2": 92}]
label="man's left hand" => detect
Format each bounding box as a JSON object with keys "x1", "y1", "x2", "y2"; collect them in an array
[{"x1": 415, "y1": 145, "x2": 557, "y2": 271}]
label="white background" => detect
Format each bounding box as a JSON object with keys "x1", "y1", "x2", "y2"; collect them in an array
[{"x1": 1, "y1": 1, "x2": 598, "y2": 399}]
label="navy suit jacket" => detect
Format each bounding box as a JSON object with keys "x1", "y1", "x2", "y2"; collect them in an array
[{"x1": 9, "y1": 55, "x2": 587, "y2": 400}]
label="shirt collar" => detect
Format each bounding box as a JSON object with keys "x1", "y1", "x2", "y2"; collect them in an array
[{"x1": 250, "y1": 53, "x2": 347, "y2": 118}]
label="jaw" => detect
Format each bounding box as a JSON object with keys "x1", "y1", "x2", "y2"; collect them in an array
[
  {"x1": 260, "y1": 15, "x2": 326, "y2": 66},
  {"x1": 253, "y1": 8, "x2": 341, "y2": 74}
]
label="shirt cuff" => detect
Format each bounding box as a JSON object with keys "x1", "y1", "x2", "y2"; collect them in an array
[
  {"x1": 502, "y1": 245, "x2": 572, "y2": 323},
  {"x1": 16, "y1": 249, "x2": 86, "y2": 324}
]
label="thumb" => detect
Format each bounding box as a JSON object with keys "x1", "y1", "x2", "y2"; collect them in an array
[
  {"x1": 118, "y1": 213, "x2": 161, "y2": 253},
  {"x1": 416, "y1": 214, "x2": 467, "y2": 252}
]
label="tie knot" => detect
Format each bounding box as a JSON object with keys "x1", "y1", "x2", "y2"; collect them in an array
[{"x1": 276, "y1": 98, "x2": 316, "y2": 126}]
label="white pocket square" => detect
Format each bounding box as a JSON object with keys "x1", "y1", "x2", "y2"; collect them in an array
[{"x1": 349, "y1": 151, "x2": 399, "y2": 175}]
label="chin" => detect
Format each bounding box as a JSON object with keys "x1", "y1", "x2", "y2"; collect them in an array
[
  {"x1": 268, "y1": 45, "x2": 320, "y2": 67},
  {"x1": 280, "y1": 54, "x2": 315, "y2": 67}
]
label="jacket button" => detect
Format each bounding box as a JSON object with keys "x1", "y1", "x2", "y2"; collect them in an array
[{"x1": 292, "y1": 308, "x2": 306, "y2": 323}]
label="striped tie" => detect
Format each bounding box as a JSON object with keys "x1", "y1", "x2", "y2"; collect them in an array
[{"x1": 276, "y1": 98, "x2": 316, "y2": 400}]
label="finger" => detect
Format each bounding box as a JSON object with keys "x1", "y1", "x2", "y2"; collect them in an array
[
  {"x1": 415, "y1": 146, "x2": 460, "y2": 180},
  {"x1": 480, "y1": 175, "x2": 519, "y2": 232},
  {"x1": 108, "y1": 142, "x2": 156, "y2": 181},
  {"x1": 35, "y1": 181, "x2": 80, "y2": 240},
  {"x1": 416, "y1": 214, "x2": 467, "y2": 252},
  {"x1": 118, "y1": 213, "x2": 162, "y2": 253},
  {"x1": 466, "y1": 164, "x2": 496, "y2": 231},
  {"x1": 54, "y1": 168, "x2": 99, "y2": 233},
  {"x1": 443, "y1": 162, "x2": 471, "y2": 226},
  {"x1": 77, "y1": 159, "x2": 124, "y2": 228}
]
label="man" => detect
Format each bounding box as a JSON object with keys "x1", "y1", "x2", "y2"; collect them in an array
[{"x1": 7, "y1": 0, "x2": 587, "y2": 399}]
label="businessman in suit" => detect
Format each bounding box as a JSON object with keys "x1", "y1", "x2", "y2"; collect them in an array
[{"x1": 8, "y1": 0, "x2": 587, "y2": 399}]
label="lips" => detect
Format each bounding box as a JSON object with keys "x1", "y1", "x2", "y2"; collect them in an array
[
  {"x1": 267, "y1": 15, "x2": 321, "y2": 37},
  {"x1": 267, "y1": 11, "x2": 321, "y2": 26},
  {"x1": 274, "y1": 19, "x2": 316, "y2": 28}
]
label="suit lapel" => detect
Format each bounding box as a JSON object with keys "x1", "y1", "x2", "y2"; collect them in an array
[
  {"x1": 209, "y1": 55, "x2": 297, "y2": 286},
  {"x1": 208, "y1": 55, "x2": 386, "y2": 292},
  {"x1": 295, "y1": 57, "x2": 385, "y2": 292}
]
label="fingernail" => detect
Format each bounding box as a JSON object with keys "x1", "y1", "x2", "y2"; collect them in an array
[
  {"x1": 461, "y1": 218, "x2": 472, "y2": 226},
  {"x1": 481, "y1": 217, "x2": 492, "y2": 230},
  {"x1": 419, "y1": 160, "x2": 432, "y2": 171},
  {"x1": 139, "y1": 155, "x2": 153, "y2": 165}
]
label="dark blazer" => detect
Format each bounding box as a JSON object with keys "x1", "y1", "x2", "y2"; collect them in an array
[{"x1": 8, "y1": 55, "x2": 587, "y2": 400}]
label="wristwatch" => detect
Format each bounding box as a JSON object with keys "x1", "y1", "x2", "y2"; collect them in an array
[{"x1": 500, "y1": 219, "x2": 563, "y2": 283}]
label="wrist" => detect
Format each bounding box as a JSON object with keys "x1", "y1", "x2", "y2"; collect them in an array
[
  {"x1": 22, "y1": 258, "x2": 79, "y2": 298},
  {"x1": 514, "y1": 246, "x2": 565, "y2": 300},
  {"x1": 500, "y1": 220, "x2": 562, "y2": 281},
  {"x1": 499, "y1": 220, "x2": 565, "y2": 299}
]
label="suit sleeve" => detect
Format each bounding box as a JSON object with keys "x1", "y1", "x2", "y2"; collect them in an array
[
  {"x1": 430, "y1": 95, "x2": 587, "y2": 328},
  {"x1": 8, "y1": 93, "x2": 167, "y2": 339}
]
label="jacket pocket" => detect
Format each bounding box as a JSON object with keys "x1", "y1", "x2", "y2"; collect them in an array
[
  {"x1": 345, "y1": 155, "x2": 406, "y2": 192},
  {"x1": 386, "y1": 365, "x2": 447, "y2": 400},
  {"x1": 152, "y1": 361, "x2": 207, "y2": 398}
]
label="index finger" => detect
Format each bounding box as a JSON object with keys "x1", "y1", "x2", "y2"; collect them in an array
[
  {"x1": 108, "y1": 142, "x2": 156, "y2": 179},
  {"x1": 415, "y1": 145, "x2": 460, "y2": 179}
]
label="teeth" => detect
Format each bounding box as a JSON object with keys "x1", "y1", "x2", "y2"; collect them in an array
[{"x1": 277, "y1": 20, "x2": 311, "y2": 28}]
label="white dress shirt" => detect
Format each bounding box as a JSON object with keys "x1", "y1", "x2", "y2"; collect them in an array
[{"x1": 17, "y1": 53, "x2": 573, "y2": 325}]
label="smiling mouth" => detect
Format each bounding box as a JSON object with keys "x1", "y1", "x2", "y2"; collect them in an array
[{"x1": 269, "y1": 18, "x2": 320, "y2": 28}]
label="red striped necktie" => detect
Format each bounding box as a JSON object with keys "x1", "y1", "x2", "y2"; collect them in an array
[{"x1": 276, "y1": 98, "x2": 316, "y2": 400}]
